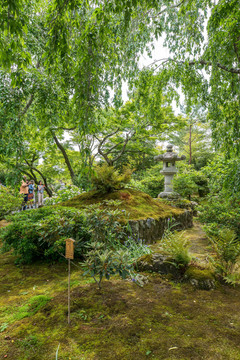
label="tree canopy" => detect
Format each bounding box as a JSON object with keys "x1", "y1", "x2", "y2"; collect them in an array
[{"x1": 0, "y1": 0, "x2": 239, "y2": 189}]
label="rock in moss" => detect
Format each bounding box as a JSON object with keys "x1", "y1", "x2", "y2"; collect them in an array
[
  {"x1": 184, "y1": 266, "x2": 216, "y2": 290},
  {"x1": 137, "y1": 254, "x2": 179, "y2": 277}
]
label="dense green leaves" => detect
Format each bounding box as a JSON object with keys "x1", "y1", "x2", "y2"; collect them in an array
[{"x1": 0, "y1": 206, "x2": 89, "y2": 263}]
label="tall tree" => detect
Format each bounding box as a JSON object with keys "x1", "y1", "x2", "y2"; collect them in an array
[{"x1": 145, "y1": 0, "x2": 240, "y2": 155}]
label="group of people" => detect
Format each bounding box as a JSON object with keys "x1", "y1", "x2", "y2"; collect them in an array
[{"x1": 19, "y1": 176, "x2": 45, "y2": 210}]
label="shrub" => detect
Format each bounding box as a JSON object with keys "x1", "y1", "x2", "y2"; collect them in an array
[
  {"x1": 44, "y1": 185, "x2": 83, "y2": 205},
  {"x1": 0, "y1": 187, "x2": 23, "y2": 219},
  {"x1": 82, "y1": 201, "x2": 151, "y2": 288},
  {"x1": 83, "y1": 241, "x2": 135, "y2": 289},
  {"x1": 173, "y1": 164, "x2": 209, "y2": 199},
  {"x1": 173, "y1": 173, "x2": 198, "y2": 200},
  {"x1": 0, "y1": 206, "x2": 90, "y2": 263},
  {"x1": 91, "y1": 164, "x2": 132, "y2": 194},
  {"x1": 84, "y1": 201, "x2": 129, "y2": 244},
  {"x1": 130, "y1": 175, "x2": 164, "y2": 198},
  {"x1": 130, "y1": 164, "x2": 164, "y2": 197},
  {"x1": 198, "y1": 196, "x2": 240, "y2": 237}
]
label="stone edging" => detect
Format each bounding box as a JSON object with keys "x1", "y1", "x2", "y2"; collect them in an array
[{"x1": 128, "y1": 210, "x2": 193, "y2": 243}]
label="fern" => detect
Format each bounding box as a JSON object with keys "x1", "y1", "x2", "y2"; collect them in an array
[
  {"x1": 207, "y1": 228, "x2": 240, "y2": 279},
  {"x1": 91, "y1": 164, "x2": 132, "y2": 194},
  {"x1": 160, "y1": 230, "x2": 191, "y2": 268}
]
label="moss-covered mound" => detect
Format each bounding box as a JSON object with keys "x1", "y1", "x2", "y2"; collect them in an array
[{"x1": 60, "y1": 188, "x2": 184, "y2": 220}]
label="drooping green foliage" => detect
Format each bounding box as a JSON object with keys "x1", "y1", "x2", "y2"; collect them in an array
[
  {"x1": 146, "y1": 0, "x2": 240, "y2": 155},
  {"x1": 203, "y1": 155, "x2": 240, "y2": 198},
  {"x1": 0, "y1": 0, "x2": 156, "y2": 187},
  {"x1": 1, "y1": 0, "x2": 239, "y2": 156}
]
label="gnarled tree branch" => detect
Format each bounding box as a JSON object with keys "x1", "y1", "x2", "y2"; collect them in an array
[{"x1": 51, "y1": 132, "x2": 76, "y2": 183}]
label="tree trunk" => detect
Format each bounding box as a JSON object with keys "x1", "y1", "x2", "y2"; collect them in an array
[
  {"x1": 189, "y1": 124, "x2": 192, "y2": 165},
  {"x1": 52, "y1": 133, "x2": 76, "y2": 184}
]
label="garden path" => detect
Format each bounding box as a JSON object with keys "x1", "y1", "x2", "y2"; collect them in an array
[
  {"x1": 150, "y1": 221, "x2": 212, "y2": 267},
  {"x1": 184, "y1": 221, "x2": 212, "y2": 265}
]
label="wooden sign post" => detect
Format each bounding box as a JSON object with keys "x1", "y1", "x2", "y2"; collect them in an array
[{"x1": 64, "y1": 238, "x2": 75, "y2": 325}]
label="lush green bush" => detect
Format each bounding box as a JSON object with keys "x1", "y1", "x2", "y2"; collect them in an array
[
  {"x1": 82, "y1": 201, "x2": 151, "y2": 288},
  {"x1": 173, "y1": 174, "x2": 198, "y2": 199},
  {"x1": 130, "y1": 164, "x2": 164, "y2": 198},
  {"x1": 202, "y1": 155, "x2": 240, "y2": 197},
  {"x1": 198, "y1": 196, "x2": 240, "y2": 238},
  {"x1": 130, "y1": 175, "x2": 164, "y2": 198},
  {"x1": 0, "y1": 200, "x2": 151, "y2": 274},
  {"x1": 91, "y1": 164, "x2": 132, "y2": 194},
  {"x1": 44, "y1": 185, "x2": 83, "y2": 205},
  {"x1": 84, "y1": 201, "x2": 129, "y2": 244},
  {"x1": 0, "y1": 206, "x2": 90, "y2": 263},
  {"x1": 172, "y1": 163, "x2": 209, "y2": 199},
  {"x1": 0, "y1": 187, "x2": 23, "y2": 219},
  {"x1": 193, "y1": 172, "x2": 209, "y2": 197}
]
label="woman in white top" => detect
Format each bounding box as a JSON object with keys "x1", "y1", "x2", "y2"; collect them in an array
[{"x1": 37, "y1": 180, "x2": 44, "y2": 207}]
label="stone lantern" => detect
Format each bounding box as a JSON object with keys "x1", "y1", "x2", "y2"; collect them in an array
[{"x1": 154, "y1": 144, "x2": 186, "y2": 198}]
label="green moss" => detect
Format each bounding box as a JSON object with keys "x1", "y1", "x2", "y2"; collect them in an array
[
  {"x1": 14, "y1": 295, "x2": 51, "y2": 321},
  {"x1": 184, "y1": 266, "x2": 214, "y2": 281},
  {"x1": 60, "y1": 188, "x2": 184, "y2": 221},
  {"x1": 2, "y1": 227, "x2": 240, "y2": 360},
  {"x1": 137, "y1": 254, "x2": 153, "y2": 265}
]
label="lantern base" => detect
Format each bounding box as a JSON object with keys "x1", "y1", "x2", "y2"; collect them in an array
[{"x1": 158, "y1": 191, "x2": 180, "y2": 199}]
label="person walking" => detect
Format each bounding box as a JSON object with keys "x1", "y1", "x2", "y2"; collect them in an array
[
  {"x1": 19, "y1": 176, "x2": 29, "y2": 210},
  {"x1": 37, "y1": 180, "x2": 44, "y2": 207}
]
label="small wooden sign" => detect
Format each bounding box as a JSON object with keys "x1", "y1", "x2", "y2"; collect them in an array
[{"x1": 65, "y1": 238, "x2": 75, "y2": 259}]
